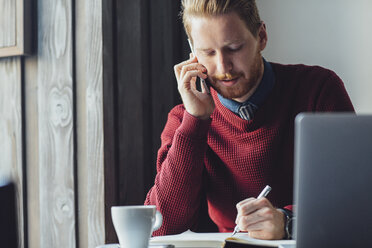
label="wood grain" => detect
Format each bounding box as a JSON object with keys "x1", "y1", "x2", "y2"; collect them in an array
[
  {"x1": 37, "y1": 0, "x2": 76, "y2": 247},
  {"x1": 76, "y1": 0, "x2": 105, "y2": 247},
  {"x1": 0, "y1": 57, "x2": 24, "y2": 247},
  {"x1": 24, "y1": 54, "x2": 41, "y2": 248},
  {"x1": 0, "y1": 0, "x2": 16, "y2": 48}
]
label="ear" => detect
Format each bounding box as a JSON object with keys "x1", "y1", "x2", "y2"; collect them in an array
[{"x1": 258, "y1": 22, "x2": 268, "y2": 51}]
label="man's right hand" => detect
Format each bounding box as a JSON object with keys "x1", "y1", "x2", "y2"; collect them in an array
[{"x1": 174, "y1": 54, "x2": 215, "y2": 120}]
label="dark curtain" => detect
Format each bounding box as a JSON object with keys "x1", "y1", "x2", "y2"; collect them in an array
[{"x1": 103, "y1": 0, "x2": 189, "y2": 242}]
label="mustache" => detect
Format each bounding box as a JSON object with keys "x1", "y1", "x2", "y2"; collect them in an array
[{"x1": 212, "y1": 72, "x2": 243, "y2": 81}]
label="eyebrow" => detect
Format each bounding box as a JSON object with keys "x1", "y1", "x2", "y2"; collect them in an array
[{"x1": 195, "y1": 39, "x2": 245, "y2": 52}]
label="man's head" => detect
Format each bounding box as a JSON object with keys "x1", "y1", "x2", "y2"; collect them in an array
[
  {"x1": 181, "y1": 0, "x2": 261, "y2": 42},
  {"x1": 181, "y1": 0, "x2": 268, "y2": 103}
]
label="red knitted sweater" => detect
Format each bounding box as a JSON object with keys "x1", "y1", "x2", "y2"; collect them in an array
[{"x1": 145, "y1": 63, "x2": 354, "y2": 236}]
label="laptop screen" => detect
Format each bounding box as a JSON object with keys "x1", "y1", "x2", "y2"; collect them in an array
[{"x1": 294, "y1": 113, "x2": 372, "y2": 248}]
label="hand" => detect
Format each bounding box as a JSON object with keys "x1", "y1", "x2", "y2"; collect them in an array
[
  {"x1": 173, "y1": 54, "x2": 215, "y2": 120},
  {"x1": 235, "y1": 197, "x2": 285, "y2": 240}
]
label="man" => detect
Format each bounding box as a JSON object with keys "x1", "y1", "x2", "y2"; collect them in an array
[{"x1": 145, "y1": 0, "x2": 354, "y2": 240}]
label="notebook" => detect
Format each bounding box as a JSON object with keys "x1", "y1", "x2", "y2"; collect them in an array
[
  {"x1": 150, "y1": 230, "x2": 295, "y2": 248},
  {"x1": 294, "y1": 113, "x2": 372, "y2": 248}
]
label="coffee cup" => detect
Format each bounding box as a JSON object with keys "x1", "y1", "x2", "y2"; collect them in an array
[{"x1": 111, "y1": 205, "x2": 162, "y2": 248}]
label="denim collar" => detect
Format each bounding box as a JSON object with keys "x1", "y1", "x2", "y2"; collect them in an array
[{"x1": 217, "y1": 58, "x2": 275, "y2": 114}]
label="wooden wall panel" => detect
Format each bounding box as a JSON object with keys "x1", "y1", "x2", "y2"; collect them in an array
[
  {"x1": 0, "y1": 57, "x2": 24, "y2": 247},
  {"x1": 24, "y1": 54, "x2": 41, "y2": 248},
  {"x1": 1, "y1": 0, "x2": 105, "y2": 246},
  {"x1": 37, "y1": 0, "x2": 76, "y2": 247},
  {"x1": 1, "y1": 0, "x2": 189, "y2": 246},
  {"x1": 76, "y1": 0, "x2": 105, "y2": 247},
  {"x1": 0, "y1": 0, "x2": 16, "y2": 47}
]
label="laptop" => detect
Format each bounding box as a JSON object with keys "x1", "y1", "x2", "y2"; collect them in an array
[{"x1": 293, "y1": 113, "x2": 372, "y2": 248}]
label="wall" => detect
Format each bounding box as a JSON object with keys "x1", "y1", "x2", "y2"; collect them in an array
[
  {"x1": 0, "y1": 0, "x2": 105, "y2": 247},
  {"x1": 257, "y1": 0, "x2": 372, "y2": 113}
]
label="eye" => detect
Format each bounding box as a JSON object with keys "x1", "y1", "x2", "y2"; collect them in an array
[
  {"x1": 227, "y1": 44, "x2": 243, "y2": 52},
  {"x1": 203, "y1": 50, "x2": 216, "y2": 57}
]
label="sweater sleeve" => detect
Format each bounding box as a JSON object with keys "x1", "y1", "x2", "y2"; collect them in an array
[
  {"x1": 314, "y1": 71, "x2": 354, "y2": 112},
  {"x1": 145, "y1": 106, "x2": 211, "y2": 236}
]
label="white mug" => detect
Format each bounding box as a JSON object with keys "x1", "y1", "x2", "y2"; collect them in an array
[{"x1": 111, "y1": 205, "x2": 162, "y2": 248}]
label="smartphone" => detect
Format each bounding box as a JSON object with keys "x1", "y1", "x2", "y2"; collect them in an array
[{"x1": 187, "y1": 39, "x2": 211, "y2": 93}]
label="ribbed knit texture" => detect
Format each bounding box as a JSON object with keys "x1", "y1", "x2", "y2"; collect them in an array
[{"x1": 145, "y1": 63, "x2": 354, "y2": 236}]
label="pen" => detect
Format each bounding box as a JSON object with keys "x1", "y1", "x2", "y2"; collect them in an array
[
  {"x1": 231, "y1": 185, "x2": 272, "y2": 236},
  {"x1": 187, "y1": 39, "x2": 210, "y2": 94}
]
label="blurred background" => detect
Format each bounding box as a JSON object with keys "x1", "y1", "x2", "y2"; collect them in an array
[
  {"x1": 258, "y1": 0, "x2": 372, "y2": 113},
  {"x1": 0, "y1": 0, "x2": 371, "y2": 247}
]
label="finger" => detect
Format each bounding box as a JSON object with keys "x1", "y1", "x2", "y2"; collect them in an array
[
  {"x1": 174, "y1": 57, "x2": 199, "y2": 78},
  {"x1": 235, "y1": 214, "x2": 242, "y2": 225},
  {"x1": 247, "y1": 220, "x2": 279, "y2": 240},
  {"x1": 236, "y1": 197, "x2": 255, "y2": 209},
  {"x1": 179, "y1": 66, "x2": 207, "y2": 86},
  {"x1": 237, "y1": 211, "x2": 263, "y2": 230},
  {"x1": 235, "y1": 198, "x2": 255, "y2": 224},
  {"x1": 239, "y1": 197, "x2": 272, "y2": 216},
  {"x1": 180, "y1": 69, "x2": 206, "y2": 84},
  {"x1": 179, "y1": 70, "x2": 203, "y2": 90},
  {"x1": 190, "y1": 76, "x2": 198, "y2": 92},
  {"x1": 242, "y1": 208, "x2": 286, "y2": 240},
  {"x1": 235, "y1": 202, "x2": 281, "y2": 225},
  {"x1": 179, "y1": 63, "x2": 206, "y2": 78},
  {"x1": 237, "y1": 199, "x2": 260, "y2": 216},
  {"x1": 243, "y1": 219, "x2": 266, "y2": 232},
  {"x1": 241, "y1": 206, "x2": 274, "y2": 228}
]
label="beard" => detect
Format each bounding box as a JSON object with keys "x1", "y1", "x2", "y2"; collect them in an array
[{"x1": 209, "y1": 52, "x2": 263, "y2": 101}]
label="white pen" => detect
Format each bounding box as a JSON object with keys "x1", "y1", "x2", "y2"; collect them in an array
[
  {"x1": 187, "y1": 39, "x2": 210, "y2": 94},
  {"x1": 231, "y1": 185, "x2": 272, "y2": 236}
]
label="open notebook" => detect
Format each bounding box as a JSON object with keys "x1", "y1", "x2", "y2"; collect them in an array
[{"x1": 150, "y1": 230, "x2": 295, "y2": 248}]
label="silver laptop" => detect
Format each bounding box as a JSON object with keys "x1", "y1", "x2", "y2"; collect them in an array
[{"x1": 293, "y1": 113, "x2": 372, "y2": 248}]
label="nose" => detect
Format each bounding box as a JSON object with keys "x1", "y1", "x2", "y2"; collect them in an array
[{"x1": 215, "y1": 52, "x2": 232, "y2": 74}]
